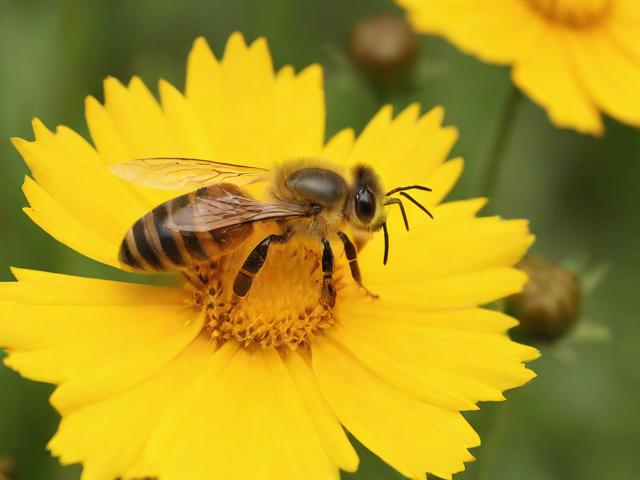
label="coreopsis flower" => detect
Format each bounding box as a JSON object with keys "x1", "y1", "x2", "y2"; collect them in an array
[
  {"x1": 396, "y1": 0, "x2": 640, "y2": 135},
  {"x1": 1, "y1": 33, "x2": 538, "y2": 480}
]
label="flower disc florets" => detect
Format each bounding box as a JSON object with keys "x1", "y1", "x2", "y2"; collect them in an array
[
  {"x1": 185, "y1": 237, "x2": 345, "y2": 350},
  {"x1": 525, "y1": 0, "x2": 611, "y2": 27}
]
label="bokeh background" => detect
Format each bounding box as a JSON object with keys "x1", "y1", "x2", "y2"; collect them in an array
[{"x1": 1, "y1": 1, "x2": 639, "y2": 479}]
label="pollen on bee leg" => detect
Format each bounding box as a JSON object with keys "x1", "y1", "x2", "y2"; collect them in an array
[{"x1": 183, "y1": 239, "x2": 344, "y2": 350}]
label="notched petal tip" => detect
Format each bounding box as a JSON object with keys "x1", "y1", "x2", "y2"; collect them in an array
[
  {"x1": 10, "y1": 136, "x2": 30, "y2": 153},
  {"x1": 224, "y1": 31, "x2": 250, "y2": 59},
  {"x1": 30, "y1": 117, "x2": 54, "y2": 141},
  {"x1": 127, "y1": 75, "x2": 146, "y2": 90},
  {"x1": 394, "y1": 102, "x2": 422, "y2": 125},
  {"x1": 103, "y1": 76, "x2": 128, "y2": 104},
  {"x1": 428, "y1": 104, "x2": 445, "y2": 121},
  {"x1": 84, "y1": 95, "x2": 101, "y2": 111},
  {"x1": 192, "y1": 35, "x2": 209, "y2": 49},
  {"x1": 299, "y1": 63, "x2": 324, "y2": 85},
  {"x1": 189, "y1": 35, "x2": 217, "y2": 65},
  {"x1": 249, "y1": 35, "x2": 268, "y2": 51}
]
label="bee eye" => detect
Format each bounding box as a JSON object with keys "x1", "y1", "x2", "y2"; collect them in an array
[{"x1": 355, "y1": 188, "x2": 376, "y2": 223}]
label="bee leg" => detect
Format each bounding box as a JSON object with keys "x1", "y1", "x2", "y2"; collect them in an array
[
  {"x1": 337, "y1": 231, "x2": 379, "y2": 300},
  {"x1": 320, "y1": 237, "x2": 336, "y2": 308},
  {"x1": 232, "y1": 229, "x2": 294, "y2": 299}
]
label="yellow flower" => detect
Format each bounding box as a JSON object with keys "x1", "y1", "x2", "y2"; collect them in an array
[
  {"x1": 396, "y1": 0, "x2": 640, "y2": 135},
  {"x1": 1, "y1": 33, "x2": 538, "y2": 480}
]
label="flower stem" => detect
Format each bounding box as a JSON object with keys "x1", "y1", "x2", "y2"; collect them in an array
[{"x1": 477, "y1": 85, "x2": 522, "y2": 200}]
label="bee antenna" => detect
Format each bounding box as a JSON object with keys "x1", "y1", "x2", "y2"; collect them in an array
[
  {"x1": 399, "y1": 192, "x2": 434, "y2": 220},
  {"x1": 383, "y1": 198, "x2": 410, "y2": 231},
  {"x1": 382, "y1": 222, "x2": 390, "y2": 265},
  {"x1": 386, "y1": 185, "x2": 432, "y2": 196}
]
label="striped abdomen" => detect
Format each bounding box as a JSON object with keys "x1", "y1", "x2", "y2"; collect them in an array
[{"x1": 119, "y1": 186, "x2": 253, "y2": 272}]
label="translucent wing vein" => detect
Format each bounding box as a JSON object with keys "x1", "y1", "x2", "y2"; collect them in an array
[{"x1": 109, "y1": 157, "x2": 269, "y2": 190}]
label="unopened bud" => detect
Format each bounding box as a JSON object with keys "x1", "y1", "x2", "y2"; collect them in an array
[
  {"x1": 0, "y1": 456, "x2": 15, "y2": 480},
  {"x1": 507, "y1": 256, "x2": 582, "y2": 342},
  {"x1": 349, "y1": 13, "x2": 418, "y2": 84}
]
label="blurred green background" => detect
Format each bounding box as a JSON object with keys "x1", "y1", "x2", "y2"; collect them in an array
[{"x1": 1, "y1": 1, "x2": 639, "y2": 479}]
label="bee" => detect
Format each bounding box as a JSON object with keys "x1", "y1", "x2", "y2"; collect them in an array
[{"x1": 110, "y1": 157, "x2": 433, "y2": 306}]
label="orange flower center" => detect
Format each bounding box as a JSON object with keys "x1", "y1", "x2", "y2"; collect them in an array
[
  {"x1": 526, "y1": 0, "x2": 611, "y2": 27},
  {"x1": 185, "y1": 234, "x2": 347, "y2": 350}
]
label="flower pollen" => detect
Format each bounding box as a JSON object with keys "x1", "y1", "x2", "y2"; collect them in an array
[
  {"x1": 525, "y1": 0, "x2": 612, "y2": 27},
  {"x1": 185, "y1": 239, "x2": 344, "y2": 350}
]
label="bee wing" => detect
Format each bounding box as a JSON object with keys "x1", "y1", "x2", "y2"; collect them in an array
[
  {"x1": 164, "y1": 188, "x2": 313, "y2": 232},
  {"x1": 109, "y1": 157, "x2": 269, "y2": 190}
]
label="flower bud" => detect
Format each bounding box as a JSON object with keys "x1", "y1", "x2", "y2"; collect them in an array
[
  {"x1": 0, "y1": 456, "x2": 15, "y2": 480},
  {"x1": 349, "y1": 13, "x2": 418, "y2": 84},
  {"x1": 507, "y1": 256, "x2": 582, "y2": 342}
]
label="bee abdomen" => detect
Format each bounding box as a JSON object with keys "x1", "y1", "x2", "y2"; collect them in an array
[
  {"x1": 119, "y1": 201, "x2": 189, "y2": 272},
  {"x1": 119, "y1": 185, "x2": 255, "y2": 273}
]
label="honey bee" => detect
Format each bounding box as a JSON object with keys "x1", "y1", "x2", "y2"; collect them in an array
[{"x1": 110, "y1": 157, "x2": 432, "y2": 306}]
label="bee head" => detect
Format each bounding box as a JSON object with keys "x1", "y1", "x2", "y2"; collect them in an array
[
  {"x1": 347, "y1": 165, "x2": 387, "y2": 232},
  {"x1": 346, "y1": 165, "x2": 434, "y2": 265}
]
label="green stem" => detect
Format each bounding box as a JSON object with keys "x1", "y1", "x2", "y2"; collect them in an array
[{"x1": 477, "y1": 86, "x2": 522, "y2": 200}]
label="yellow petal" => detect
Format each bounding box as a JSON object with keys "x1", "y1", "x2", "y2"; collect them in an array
[
  {"x1": 337, "y1": 300, "x2": 538, "y2": 401},
  {"x1": 6, "y1": 268, "x2": 181, "y2": 306},
  {"x1": 313, "y1": 336, "x2": 480, "y2": 480},
  {"x1": 511, "y1": 24, "x2": 604, "y2": 135},
  {"x1": 348, "y1": 105, "x2": 458, "y2": 191},
  {"x1": 159, "y1": 79, "x2": 215, "y2": 159},
  {"x1": 85, "y1": 95, "x2": 130, "y2": 166},
  {"x1": 275, "y1": 63, "x2": 325, "y2": 159},
  {"x1": 564, "y1": 27, "x2": 640, "y2": 128},
  {"x1": 326, "y1": 327, "x2": 478, "y2": 412},
  {"x1": 11, "y1": 116, "x2": 164, "y2": 266},
  {"x1": 606, "y1": 0, "x2": 640, "y2": 60},
  {"x1": 102, "y1": 76, "x2": 179, "y2": 158},
  {"x1": 370, "y1": 267, "x2": 528, "y2": 309},
  {"x1": 322, "y1": 128, "x2": 356, "y2": 164},
  {"x1": 21, "y1": 177, "x2": 119, "y2": 267},
  {"x1": 397, "y1": 0, "x2": 609, "y2": 135},
  {"x1": 144, "y1": 345, "x2": 338, "y2": 480},
  {"x1": 399, "y1": 0, "x2": 535, "y2": 64},
  {"x1": 364, "y1": 216, "x2": 533, "y2": 284},
  {"x1": 0, "y1": 271, "x2": 203, "y2": 414},
  {"x1": 186, "y1": 34, "x2": 324, "y2": 168},
  {"x1": 48, "y1": 336, "x2": 214, "y2": 480},
  {"x1": 286, "y1": 351, "x2": 359, "y2": 472}
]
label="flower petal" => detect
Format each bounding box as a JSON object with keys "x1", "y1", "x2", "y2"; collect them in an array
[
  {"x1": 102, "y1": 76, "x2": 179, "y2": 158},
  {"x1": 0, "y1": 270, "x2": 204, "y2": 415},
  {"x1": 144, "y1": 345, "x2": 339, "y2": 480},
  {"x1": 312, "y1": 336, "x2": 480, "y2": 480},
  {"x1": 286, "y1": 351, "x2": 359, "y2": 473},
  {"x1": 322, "y1": 128, "x2": 355, "y2": 164},
  {"x1": 398, "y1": 0, "x2": 535, "y2": 64},
  {"x1": 48, "y1": 336, "x2": 214, "y2": 480},
  {"x1": 606, "y1": 0, "x2": 640, "y2": 60},
  {"x1": 348, "y1": 105, "x2": 458, "y2": 192},
  {"x1": 336, "y1": 301, "x2": 538, "y2": 403},
  {"x1": 159, "y1": 79, "x2": 216, "y2": 159},
  {"x1": 186, "y1": 34, "x2": 324, "y2": 168},
  {"x1": 397, "y1": 0, "x2": 606, "y2": 135},
  {"x1": 374, "y1": 267, "x2": 528, "y2": 309},
  {"x1": 366, "y1": 216, "x2": 533, "y2": 282},
  {"x1": 12, "y1": 118, "x2": 160, "y2": 266},
  {"x1": 512, "y1": 24, "x2": 604, "y2": 135},
  {"x1": 564, "y1": 27, "x2": 640, "y2": 128}
]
